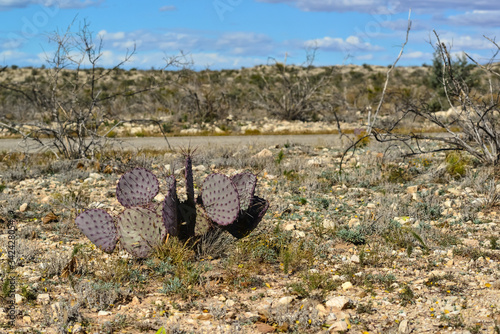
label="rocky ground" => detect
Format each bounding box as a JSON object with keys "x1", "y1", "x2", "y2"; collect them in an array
[{"x1": 0, "y1": 135, "x2": 499, "y2": 333}]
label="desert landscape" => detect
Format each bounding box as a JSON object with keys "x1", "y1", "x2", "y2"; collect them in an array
[{"x1": 1, "y1": 54, "x2": 500, "y2": 334}]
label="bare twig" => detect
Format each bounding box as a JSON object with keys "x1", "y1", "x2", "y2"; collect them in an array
[{"x1": 367, "y1": 9, "x2": 412, "y2": 134}]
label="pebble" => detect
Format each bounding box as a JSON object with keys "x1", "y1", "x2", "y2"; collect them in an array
[
  {"x1": 325, "y1": 296, "x2": 351, "y2": 310},
  {"x1": 98, "y1": 310, "x2": 111, "y2": 317},
  {"x1": 19, "y1": 203, "x2": 28, "y2": 212},
  {"x1": 37, "y1": 293, "x2": 50, "y2": 305},
  {"x1": 15, "y1": 294, "x2": 24, "y2": 305}
]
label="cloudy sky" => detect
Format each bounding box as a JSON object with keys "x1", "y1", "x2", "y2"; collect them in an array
[{"x1": 1, "y1": 0, "x2": 499, "y2": 69}]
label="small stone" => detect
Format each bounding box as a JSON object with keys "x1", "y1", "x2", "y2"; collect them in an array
[
  {"x1": 328, "y1": 320, "x2": 349, "y2": 333},
  {"x1": 15, "y1": 294, "x2": 24, "y2": 305},
  {"x1": 350, "y1": 255, "x2": 360, "y2": 263},
  {"x1": 129, "y1": 296, "x2": 140, "y2": 306},
  {"x1": 277, "y1": 296, "x2": 295, "y2": 306},
  {"x1": 323, "y1": 220, "x2": 336, "y2": 229},
  {"x1": 316, "y1": 304, "x2": 328, "y2": 316},
  {"x1": 195, "y1": 313, "x2": 212, "y2": 320},
  {"x1": 37, "y1": 293, "x2": 50, "y2": 305},
  {"x1": 398, "y1": 319, "x2": 411, "y2": 334},
  {"x1": 326, "y1": 296, "x2": 351, "y2": 310},
  {"x1": 446, "y1": 259, "x2": 454, "y2": 267},
  {"x1": 292, "y1": 230, "x2": 305, "y2": 238},
  {"x1": 225, "y1": 299, "x2": 235, "y2": 307},
  {"x1": 89, "y1": 172, "x2": 103, "y2": 180},
  {"x1": 23, "y1": 316, "x2": 31, "y2": 324},
  {"x1": 284, "y1": 223, "x2": 295, "y2": 231},
  {"x1": 193, "y1": 165, "x2": 207, "y2": 172},
  {"x1": 341, "y1": 282, "x2": 353, "y2": 291},
  {"x1": 98, "y1": 310, "x2": 111, "y2": 317},
  {"x1": 256, "y1": 322, "x2": 275, "y2": 333},
  {"x1": 406, "y1": 185, "x2": 418, "y2": 194},
  {"x1": 253, "y1": 149, "x2": 273, "y2": 159},
  {"x1": 348, "y1": 218, "x2": 360, "y2": 227},
  {"x1": 19, "y1": 203, "x2": 28, "y2": 212}
]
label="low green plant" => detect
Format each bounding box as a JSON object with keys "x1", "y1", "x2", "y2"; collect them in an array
[
  {"x1": 337, "y1": 226, "x2": 366, "y2": 245},
  {"x1": 398, "y1": 283, "x2": 415, "y2": 306},
  {"x1": 445, "y1": 151, "x2": 472, "y2": 179}
]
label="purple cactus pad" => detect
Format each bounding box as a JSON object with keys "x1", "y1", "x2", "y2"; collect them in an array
[
  {"x1": 116, "y1": 206, "x2": 166, "y2": 258},
  {"x1": 202, "y1": 173, "x2": 240, "y2": 226},
  {"x1": 75, "y1": 209, "x2": 117, "y2": 253},
  {"x1": 230, "y1": 172, "x2": 257, "y2": 211},
  {"x1": 116, "y1": 168, "x2": 159, "y2": 208}
]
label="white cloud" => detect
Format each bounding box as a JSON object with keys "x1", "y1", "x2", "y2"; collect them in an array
[
  {"x1": 215, "y1": 32, "x2": 274, "y2": 55},
  {"x1": 446, "y1": 10, "x2": 500, "y2": 27},
  {"x1": 98, "y1": 30, "x2": 126, "y2": 40},
  {"x1": 401, "y1": 50, "x2": 433, "y2": 60},
  {"x1": 0, "y1": 49, "x2": 26, "y2": 61},
  {"x1": 356, "y1": 54, "x2": 373, "y2": 60},
  {"x1": 257, "y1": 0, "x2": 500, "y2": 14},
  {"x1": 0, "y1": 0, "x2": 102, "y2": 10},
  {"x1": 304, "y1": 35, "x2": 383, "y2": 53},
  {"x1": 159, "y1": 5, "x2": 176, "y2": 12},
  {"x1": 439, "y1": 34, "x2": 496, "y2": 51}
]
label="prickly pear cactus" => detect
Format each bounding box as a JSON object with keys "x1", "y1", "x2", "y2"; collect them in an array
[
  {"x1": 75, "y1": 209, "x2": 117, "y2": 253},
  {"x1": 116, "y1": 207, "x2": 166, "y2": 258},
  {"x1": 201, "y1": 173, "x2": 240, "y2": 226},
  {"x1": 116, "y1": 167, "x2": 159, "y2": 208},
  {"x1": 74, "y1": 153, "x2": 269, "y2": 258}
]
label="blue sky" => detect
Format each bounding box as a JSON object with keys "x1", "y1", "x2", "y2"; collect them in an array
[{"x1": 1, "y1": 0, "x2": 500, "y2": 69}]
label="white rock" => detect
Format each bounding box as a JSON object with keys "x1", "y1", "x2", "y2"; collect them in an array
[
  {"x1": 252, "y1": 149, "x2": 273, "y2": 159},
  {"x1": 225, "y1": 299, "x2": 235, "y2": 307},
  {"x1": 284, "y1": 223, "x2": 295, "y2": 231},
  {"x1": 326, "y1": 296, "x2": 351, "y2": 310},
  {"x1": 98, "y1": 310, "x2": 111, "y2": 317},
  {"x1": 277, "y1": 296, "x2": 295, "y2": 306},
  {"x1": 193, "y1": 165, "x2": 207, "y2": 172},
  {"x1": 323, "y1": 220, "x2": 336, "y2": 229},
  {"x1": 348, "y1": 218, "x2": 360, "y2": 227},
  {"x1": 37, "y1": 293, "x2": 50, "y2": 305},
  {"x1": 89, "y1": 173, "x2": 103, "y2": 180},
  {"x1": 328, "y1": 320, "x2": 349, "y2": 333},
  {"x1": 19, "y1": 203, "x2": 28, "y2": 212},
  {"x1": 398, "y1": 319, "x2": 411, "y2": 334},
  {"x1": 341, "y1": 282, "x2": 353, "y2": 291},
  {"x1": 15, "y1": 294, "x2": 24, "y2": 305},
  {"x1": 406, "y1": 185, "x2": 418, "y2": 194},
  {"x1": 154, "y1": 193, "x2": 165, "y2": 202},
  {"x1": 292, "y1": 230, "x2": 305, "y2": 238},
  {"x1": 350, "y1": 255, "x2": 360, "y2": 264}
]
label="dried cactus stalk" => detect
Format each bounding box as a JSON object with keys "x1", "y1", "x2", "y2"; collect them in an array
[
  {"x1": 116, "y1": 168, "x2": 159, "y2": 208},
  {"x1": 202, "y1": 173, "x2": 240, "y2": 226},
  {"x1": 75, "y1": 209, "x2": 117, "y2": 253},
  {"x1": 116, "y1": 206, "x2": 166, "y2": 258},
  {"x1": 162, "y1": 175, "x2": 179, "y2": 237},
  {"x1": 184, "y1": 154, "x2": 195, "y2": 206},
  {"x1": 231, "y1": 172, "x2": 257, "y2": 211}
]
